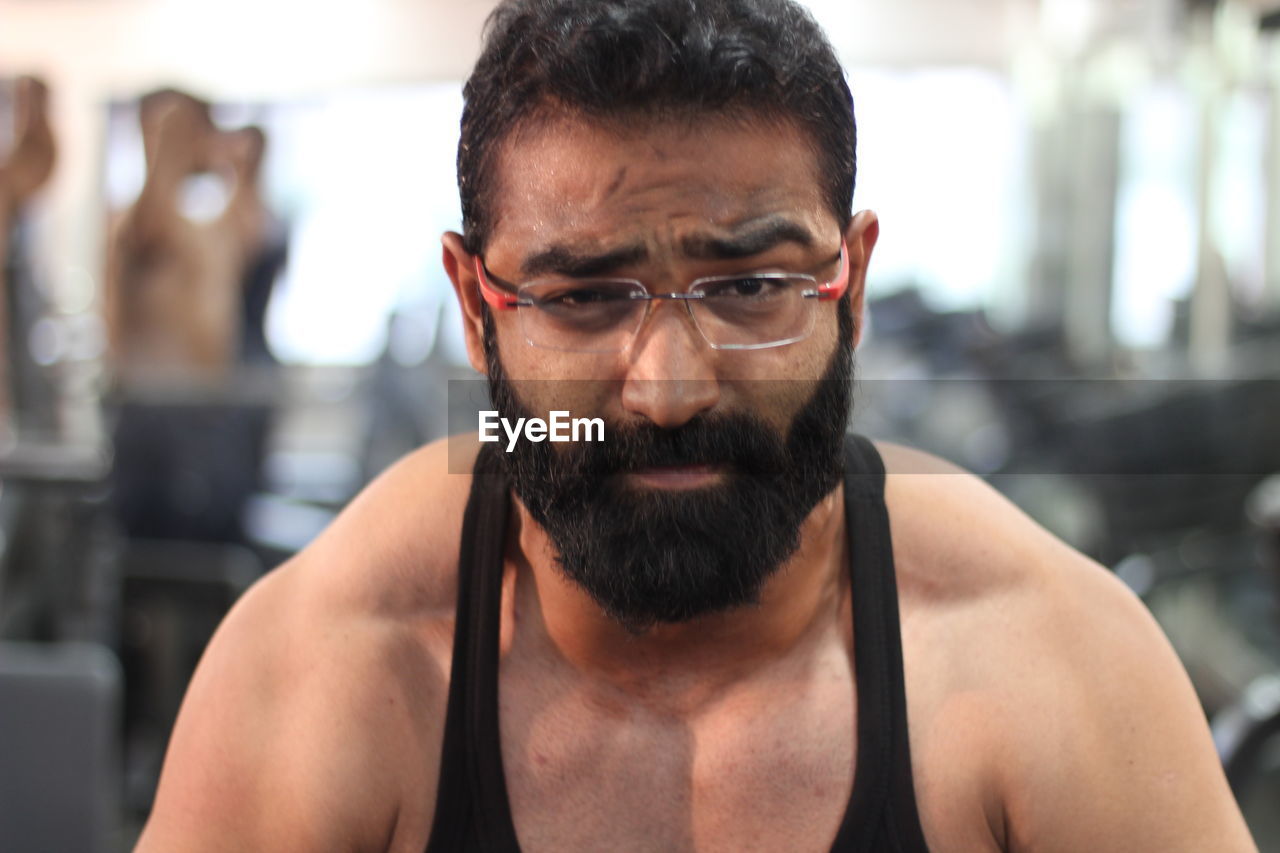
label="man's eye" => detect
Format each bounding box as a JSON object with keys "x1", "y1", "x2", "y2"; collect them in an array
[
  {"x1": 704, "y1": 277, "x2": 787, "y2": 298},
  {"x1": 541, "y1": 286, "x2": 626, "y2": 306}
]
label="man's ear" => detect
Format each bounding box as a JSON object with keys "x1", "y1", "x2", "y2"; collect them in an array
[
  {"x1": 442, "y1": 231, "x2": 489, "y2": 374},
  {"x1": 842, "y1": 210, "x2": 879, "y2": 349}
]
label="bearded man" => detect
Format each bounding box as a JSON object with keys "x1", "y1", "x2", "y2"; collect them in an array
[{"x1": 137, "y1": 1, "x2": 1256, "y2": 851}]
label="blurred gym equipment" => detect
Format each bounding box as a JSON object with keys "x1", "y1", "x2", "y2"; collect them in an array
[{"x1": 0, "y1": 641, "x2": 123, "y2": 853}]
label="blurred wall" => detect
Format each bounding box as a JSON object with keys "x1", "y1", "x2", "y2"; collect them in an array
[
  {"x1": 0, "y1": 0, "x2": 1032, "y2": 319},
  {"x1": 0, "y1": 0, "x2": 495, "y2": 320}
]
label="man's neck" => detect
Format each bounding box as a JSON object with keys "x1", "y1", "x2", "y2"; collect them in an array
[{"x1": 506, "y1": 485, "x2": 851, "y2": 711}]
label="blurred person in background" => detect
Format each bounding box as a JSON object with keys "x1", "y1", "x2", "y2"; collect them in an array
[
  {"x1": 104, "y1": 89, "x2": 280, "y2": 540},
  {"x1": 136, "y1": 1, "x2": 1259, "y2": 851},
  {"x1": 104, "y1": 88, "x2": 270, "y2": 389},
  {"x1": 0, "y1": 76, "x2": 55, "y2": 431}
]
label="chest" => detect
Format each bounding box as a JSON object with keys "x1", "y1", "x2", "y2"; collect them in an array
[
  {"x1": 497, "y1": 654, "x2": 858, "y2": 853},
  {"x1": 392, "y1": 626, "x2": 1004, "y2": 853}
]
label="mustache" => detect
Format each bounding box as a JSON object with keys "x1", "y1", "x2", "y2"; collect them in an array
[{"x1": 557, "y1": 412, "x2": 789, "y2": 480}]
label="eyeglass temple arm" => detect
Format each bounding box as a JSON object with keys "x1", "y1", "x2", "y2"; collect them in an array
[
  {"x1": 814, "y1": 239, "x2": 850, "y2": 301},
  {"x1": 474, "y1": 257, "x2": 521, "y2": 309}
]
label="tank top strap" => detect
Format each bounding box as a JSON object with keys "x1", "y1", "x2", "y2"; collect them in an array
[
  {"x1": 830, "y1": 434, "x2": 931, "y2": 852},
  {"x1": 426, "y1": 445, "x2": 521, "y2": 852}
]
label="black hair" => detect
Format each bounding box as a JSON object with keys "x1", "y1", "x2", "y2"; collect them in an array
[{"x1": 458, "y1": 0, "x2": 856, "y2": 256}]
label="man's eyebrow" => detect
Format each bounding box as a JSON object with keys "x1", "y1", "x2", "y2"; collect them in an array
[
  {"x1": 680, "y1": 218, "x2": 815, "y2": 260},
  {"x1": 520, "y1": 243, "x2": 649, "y2": 278}
]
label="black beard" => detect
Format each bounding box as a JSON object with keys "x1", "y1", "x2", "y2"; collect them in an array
[{"x1": 484, "y1": 317, "x2": 854, "y2": 632}]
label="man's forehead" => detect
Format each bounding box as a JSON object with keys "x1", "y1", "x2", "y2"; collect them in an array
[
  {"x1": 507, "y1": 215, "x2": 818, "y2": 278},
  {"x1": 485, "y1": 111, "x2": 832, "y2": 266}
]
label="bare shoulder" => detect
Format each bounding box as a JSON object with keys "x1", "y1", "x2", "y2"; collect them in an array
[
  {"x1": 875, "y1": 439, "x2": 1165, "y2": 614},
  {"x1": 302, "y1": 434, "x2": 482, "y2": 616},
  {"x1": 875, "y1": 441, "x2": 1254, "y2": 852},
  {"x1": 138, "y1": 436, "x2": 482, "y2": 852}
]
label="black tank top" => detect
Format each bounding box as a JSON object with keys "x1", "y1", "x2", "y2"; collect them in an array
[{"x1": 425, "y1": 434, "x2": 931, "y2": 852}]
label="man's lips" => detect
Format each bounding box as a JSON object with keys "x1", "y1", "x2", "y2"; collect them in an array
[{"x1": 626, "y1": 463, "x2": 724, "y2": 489}]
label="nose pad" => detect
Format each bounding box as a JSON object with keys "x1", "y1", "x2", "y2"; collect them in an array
[{"x1": 620, "y1": 302, "x2": 719, "y2": 429}]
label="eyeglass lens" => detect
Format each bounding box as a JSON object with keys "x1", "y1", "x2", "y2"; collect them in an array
[{"x1": 517, "y1": 276, "x2": 817, "y2": 352}]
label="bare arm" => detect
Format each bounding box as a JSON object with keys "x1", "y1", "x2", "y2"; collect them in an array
[
  {"x1": 878, "y1": 442, "x2": 1256, "y2": 853},
  {"x1": 134, "y1": 566, "x2": 406, "y2": 852},
  {"x1": 218, "y1": 126, "x2": 269, "y2": 251},
  {"x1": 0, "y1": 77, "x2": 55, "y2": 204},
  {"x1": 136, "y1": 440, "x2": 467, "y2": 852},
  {"x1": 1002, "y1": 553, "x2": 1257, "y2": 852},
  {"x1": 120, "y1": 102, "x2": 206, "y2": 251}
]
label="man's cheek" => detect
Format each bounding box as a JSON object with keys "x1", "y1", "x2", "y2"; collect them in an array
[
  {"x1": 737, "y1": 382, "x2": 810, "y2": 436},
  {"x1": 506, "y1": 379, "x2": 615, "y2": 421}
]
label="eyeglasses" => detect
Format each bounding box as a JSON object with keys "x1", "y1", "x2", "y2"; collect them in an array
[{"x1": 474, "y1": 240, "x2": 848, "y2": 353}]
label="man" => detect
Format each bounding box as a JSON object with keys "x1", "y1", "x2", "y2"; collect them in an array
[
  {"x1": 137, "y1": 1, "x2": 1257, "y2": 850},
  {"x1": 105, "y1": 89, "x2": 268, "y2": 387}
]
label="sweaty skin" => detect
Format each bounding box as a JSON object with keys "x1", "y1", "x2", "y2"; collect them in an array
[{"x1": 137, "y1": 117, "x2": 1257, "y2": 852}]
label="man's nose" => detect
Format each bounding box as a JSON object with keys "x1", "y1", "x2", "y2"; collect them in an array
[{"x1": 620, "y1": 302, "x2": 719, "y2": 429}]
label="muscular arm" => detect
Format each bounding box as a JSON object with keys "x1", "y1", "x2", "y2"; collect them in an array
[
  {"x1": 880, "y1": 443, "x2": 1256, "y2": 853},
  {"x1": 134, "y1": 565, "x2": 411, "y2": 852},
  {"x1": 137, "y1": 440, "x2": 471, "y2": 852},
  {"x1": 1003, "y1": 555, "x2": 1256, "y2": 852}
]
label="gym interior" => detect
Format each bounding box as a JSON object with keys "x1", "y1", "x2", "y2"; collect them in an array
[{"x1": 2, "y1": 0, "x2": 1280, "y2": 849}]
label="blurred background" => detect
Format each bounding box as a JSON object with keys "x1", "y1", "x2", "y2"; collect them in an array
[{"x1": 2, "y1": 0, "x2": 1280, "y2": 849}]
